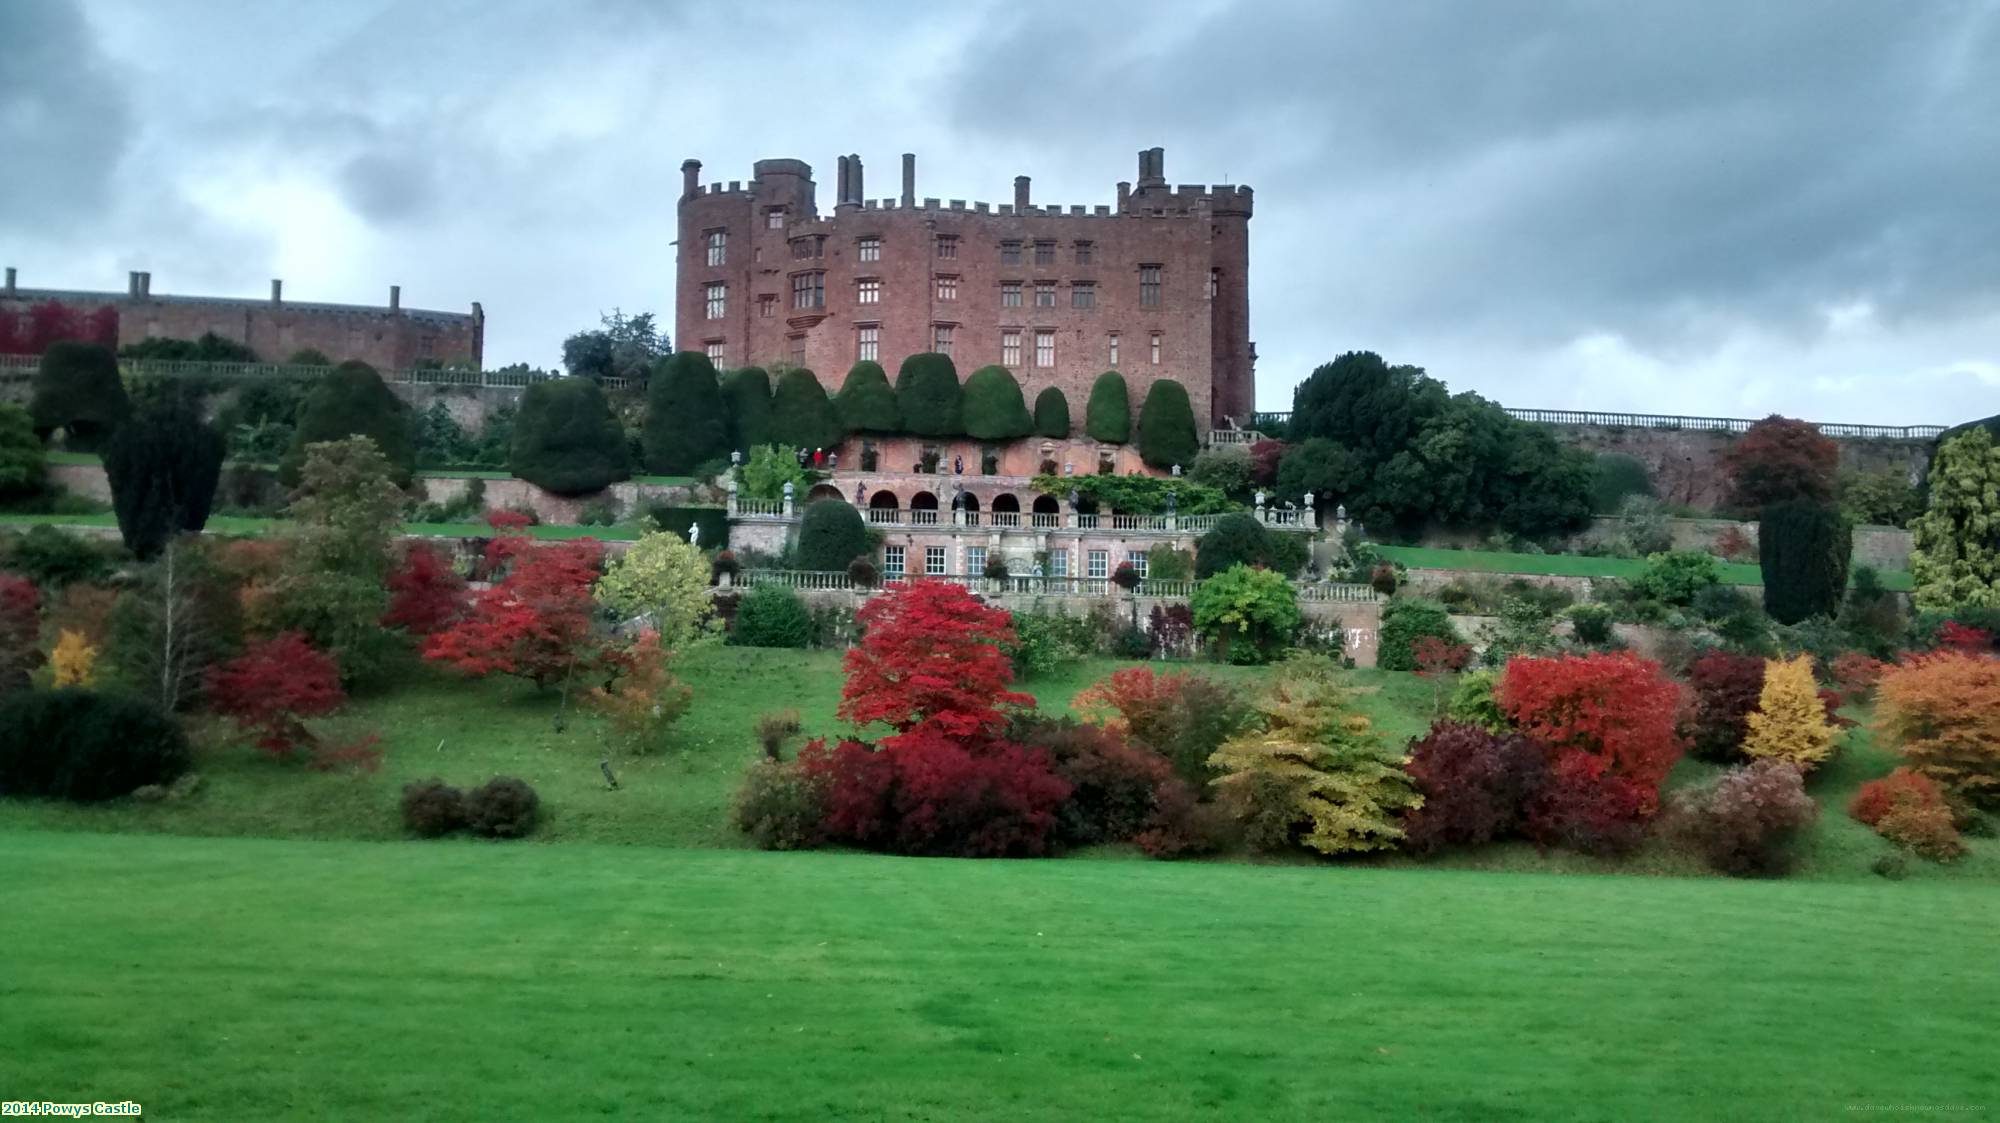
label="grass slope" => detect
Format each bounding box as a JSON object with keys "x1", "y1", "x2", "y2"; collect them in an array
[
  {"x1": 4, "y1": 829, "x2": 1996, "y2": 1122},
  {"x1": 1373, "y1": 544, "x2": 1914, "y2": 591},
  {"x1": 0, "y1": 512, "x2": 648, "y2": 541}
]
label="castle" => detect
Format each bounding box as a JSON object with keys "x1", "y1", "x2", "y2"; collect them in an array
[
  {"x1": 674, "y1": 147, "x2": 1254, "y2": 433},
  {"x1": 0, "y1": 267, "x2": 484, "y2": 371}
]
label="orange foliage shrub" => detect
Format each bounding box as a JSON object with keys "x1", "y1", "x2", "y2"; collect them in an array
[
  {"x1": 1874, "y1": 653, "x2": 2000, "y2": 805},
  {"x1": 1850, "y1": 767, "x2": 1966, "y2": 863}
]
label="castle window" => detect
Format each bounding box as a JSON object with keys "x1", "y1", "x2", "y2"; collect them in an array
[
  {"x1": 1108, "y1": 333, "x2": 1119, "y2": 367},
  {"x1": 705, "y1": 283, "x2": 726, "y2": 320},
  {"x1": 856, "y1": 277, "x2": 881, "y2": 304},
  {"x1": 1001, "y1": 281, "x2": 1022, "y2": 308},
  {"x1": 936, "y1": 275, "x2": 958, "y2": 301},
  {"x1": 1125, "y1": 550, "x2": 1149, "y2": 579},
  {"x1": 884, "y1": 545, "x2": 905, "y2": 578},
  {"x1": 935, "y1": 234, "x2": 958, "y2": 259},
  {"x1": 1001, "y1": 330, "x2": 1021, "y2": 367},
  {"x1": 1033, "y1": 240, "x2": 1055, "y2": 266},
  {"x1": 925, "y1": 546, "x2": 948, "y2": 575},
  {"x1": 965, "y1": 547, "x2": 987, "y2": 577},
  {"x1": 766, "y1": 208, "x2": 785, "y2": 229},
  {"x1": 788, "y1": 334, "x2": 806, "y2": 366},
  {"x1": 705, "y1": 229, "x2": 727, "y2": 267},
  {"x1": 1140, "y1": 264, "x2": 1162, "y2": 306},
  {"x1": 932, "y1": 324, "x2": 955, "y2": 356},
  {"x1": 704, "y1": 340, "x2": 724, "y2": 362},
  {"x1": 858, "y1": 236, "x2": 881, "y2": 262},
  {"x1": 757, "y1": 294, "x2": 777, "y2": 318},
  {"x1": 1035, "y1": 281, "x2": 1056, "y2": 308},
  {"x1": 1150, "y1": 332, "x2": 1162, "y2": 365},
  {"x1": 1071, "y1": 282, "x2": 1095, "y2": 309},
  {"x1": 791, "y1": 236, "x2": 824, "y2": 260},
  {"x1": 856, "y1": 324, "x2": 879, "y2": 362},
  {"x1": 1074, "y1": 241, "x2": 1093, "y2": 265},
  {"x1": 1209, "y1": 268, "x2": 1221, "y2": 298},
  {"x1": 1035, "y1": 330, "x2": 1055, "y2": 368},
  {"x1": 1087, "y1": 550, "x2": 1108, "y2": 580},
  {"x1": 791, "y1": 271, "x2": 824, "y2": 310},
  {"x1": 1000, "y1": 240, "x2": 1022, "y2": 266}
]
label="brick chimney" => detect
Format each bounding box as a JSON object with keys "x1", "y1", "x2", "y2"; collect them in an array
[
  {"x1": 849, "y1": 153, "x2": 864, "y2": 203},
  {"x1": 680, "y1": 158, "x2": 701, "y2": 198},
  {"x1": 139, "y1": 272, "x2": 152, "y2": 297},
  {"x1": 836, "y1": 155, "x2": 850, "y2": 204},
  {"x1": 901, "y1": 153, "x2": 915, "y2": 207},
  {"x1": 1014, "y1": 175, "x2": 1031, "y2": 210},
  {"x1": 389, "y1": 284, "x2": 401, "y2": 313},
  {"x1": 128, "y1": 271, "x2": 141, "y2": 297},
  {"x1": 270, "y1": 278, "x2": 283, "y2": 305},
  {"x1": 4, "y1": 267, "x2": 14, "y2": 294}
]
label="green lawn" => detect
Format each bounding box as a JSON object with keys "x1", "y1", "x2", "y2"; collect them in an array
[
  {"x1": 0, "y1": 512, "x2": 649, "y2": 541},
  {"x1": 4, "y1": 829, "x2": 1996, "y2": 1121},
  {"x1": 1374, "y1": 544, "x2": 1915, "y2": 592}
]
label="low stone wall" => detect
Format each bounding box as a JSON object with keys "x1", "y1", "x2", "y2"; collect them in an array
[
  {"x1": 1417, "y1": 514, "x2": 1915, "y2": 573},
  {"x1": 1545, "y1": 424, "x2": 1930, "y2": 511}
]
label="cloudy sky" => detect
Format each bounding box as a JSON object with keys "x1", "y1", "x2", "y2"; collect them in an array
[{"x1": 6, "y1": 0, "x2": 1997, "y2": 425}]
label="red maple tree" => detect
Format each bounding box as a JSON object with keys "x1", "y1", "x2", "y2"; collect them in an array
[
  {"x1": 1499, "y1": 651, "x2": 1685, "y2": 812},
  {"x1": 206, "y1": 632, "x2": 347, "y2": 759},
  {"x1": 838, "y1": 579, "x2": 1034, "y2": 743},
  {"x1": 1719, "y1": 415, "x2": 1838, "y2": 515},
  {"x1": 423, "y1": 538, "x2": 609, "y2": 689},
  {"x1": 383, "y1": 543, "x2": 466, "y2": 635}
]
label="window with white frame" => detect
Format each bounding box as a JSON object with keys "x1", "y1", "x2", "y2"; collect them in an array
[
  {"x1": 1125, "y1": 550, "x2": 1149, "y2": 579},
  {"x1": 1087, "y1": 550, "x2": 1108, "y2": 579},
  {"x1": 856, "y1": 324, "x2": 879, "y2": 362},
  {"x1": 1209, "y1": 267, "x2": 1221, "y2": 298},
  {"x1": 1001, "y1": 281, "x2": 1022, "y2": 308},
  {"x1": 1000, "y1": 330, "x2": 1021, "y2": 367},
  {"x1": 766, "y1": 208, "x2": 785, "y2": 229},
  {"x1": 1150, "y1": 332, "x2": 1162, "y2": 364},
  {"x1": 705, "y1": 283, "x2": 726, "y2": 320},
  {"x1": 705, "y1": 229, "x2": 727, "y2": 266},
  {"x1": 932, "y1": 324, "x2": 954, "y2": 355},
  {"x1": 1034, "y1": 330, "x2": 1054, "y2": 368},
  {"x1": 965, "y1": 546, "x2": 987, "y2": 577},
  {"x1": 1035, "y1": 281, "x2": 1056, "y2": 308},
  {"x1": 925, "y1": 546, "x2": 947, "y2": 575},
  {"x1": 936, "y1": 275, "x2": 958, "y2": 301},
  {"x1": 1000, "y1": 240, "x2": 1022, "y2": 265},
  {"x1": 883, "y1": 545, "x2": 905, "y2": 578},
  {"x1": 1049, "y1": 549, "x2": 1069, "y2": 577},
  {"x1": 1109, "y1": 333, "x2": 1120, "y2": 367},
  {"x1": 856, "y1": 277, "x2": 881, "y2": 304},
  {"x1": 704, "y1": 341, "x2": 724, "y2": 362},
  {"x1": 858, "y1": 236, "x2": 881, "y2": 262},
  {"x1": 1034, "y1": 240, "x2": 1055, "y2": 265},
  {"x1": 935, "y1": 234, "x2": 958, "y2": 259}
]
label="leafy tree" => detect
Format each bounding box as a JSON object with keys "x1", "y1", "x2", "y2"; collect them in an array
[
  {"x1": 1592, "y1": 453, "x2": 1653, "y2": 514},
  {"x1": 585, "y1": 630, "x2": 693, "y2": 754},
  {"x1": 563, "y1": 310, "x2": 668, "y2": 383},
  {"x1": 1288, "y1": 351, "x2": 1443, "y2": 461},
  {"x1": 1720, "y1": 416, "x2": 1838, "y2": 516},
  {"x1": 1910, "y1": 429, "x2": 2000, "y2": 611},
  {"x1": 263, "y1": 438, "x2": 405, "y2": 681},
  {"x1": 1632, "y1": 549, "x2": 1723, "y2": 607},
  {"x1": 280, "y1": 362, "x2": 415, "y2": 488},
  {"x1": 509, "y1": 378, "x2": 631, "y2": 495},
  {"x1": 104, "y1": 537, "x2": 242, "y2": 711},
  {"x1": 1682, "y1": 652, "x2": 1766, "y2": 763},
  {"x1": 0, "y1": 688, "x2": 190, "y2": 802},
  {"x1": 832, "y1": 361, "x2": 899, "y2": 434},
  {"x1": 1208, "y1": 656, "x2": 1420, "y2": 855},
  {"x1": 0, "y1": 403, "x2": 46, "y2": 501},
  {"x1": 838, "y1": 579, "x2": 1033, "y2": 742},
  {"x1": 962, "y1": 365, "x2": 1034, "y2": 441},
  {"x1": 102, "y1": 393, "x2": 225, "y2": 559},
  {"x1": 1403, "y1": 721, "x2": 1550, "y2": 853},
  {"x1": 769, "y1": 367, "x2": 843, "y2": 451},
  {"x1": 1085, "y1": 370, "x2": 1131, "y2": 442},
  {"x1": 410, "y1": 399, "x2": 475, "y2": 468},
  {"x1": 205, "y1": 632, "x2": 347, "y2": 761},
  {"x1": 796, "y1": 499, "x2": 869, "y2": 571},
  {"x1": 1194, "y1": 513, "x2": 1275, "y2": 578},
  {"x1": 1743, "y1": 655, "x2": 1839, "y2": 770},
  {"x1": 121, "y1": 332, "x2": 258, "y2": 362},
  {"x1": 1760, "y1": 500, "x2": 1851, "y2": 624},
  {"x1": 50, "y1": 628, "x2": 97, "y2": 688},
  {"x1": 643, "y1": 351, "x2": 730, "y2": 474},
  {"x1": 382, "y1": 543, "x2": 466, "y2": 636},
  {"x1": 724, "y1": 366, "x2": 776, "y2": 451},
  {"x1": 593, "y1": 531, "x2": 720, "y2": 650},
  {"x1": 1838, "y1": 468, "x2": 1923, "y2": 528},
  {"x1": 216, "y1": 380, "x2": 308, "y2": 464},
  {"x1": 426, "y1": 539, "x2": 610, "y2": 689},
  {"x1": 1190, "y1": 564, "x2": 1300, "y2": 664},
  {"x1": 31, "y1": 341, "x2": 129, "y2": 450},
  {"x1": 1136, "y1": 378, "x2": 1199, "y2": 469},
  {"x1": 1377, "y1": 599, "x2": 1459, "y2": 672},
  {"x1": 729, "y1": 583, "x2": 814, "y2": 648},
  {"x1": 1275, "y1": 438, "x2": 1363, "y2": 506},
  {"x1": 287, "y1": 348, "x2": 332, "y2": 366},
  {"x1": 1033, "y1": 386, "x2": 1070, "y2": 438},
  {"x1": 1073, "y1": 666, "x2": 1255, "y2": 790},
  {"x1": 1875, "y1": 652, "x2": 2000, "y2": 805},
  {"x1": 894, "y1": 353, "x2": 962, "y2": 436},
  {"x1": 1498, "y1": 652, "x2": 1684, "y2": 829},
  {"x1": 739, "y1": 444, "x2": 809, "y2": 501},
  {"x1": 1189, "y1": 446, "x2": 1252, "y2": 501}
]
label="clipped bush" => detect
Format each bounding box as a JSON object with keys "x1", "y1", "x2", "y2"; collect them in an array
[
  {"x1": 795, "y1": 498, "x2": 869, "y2": 572},
  {"x1": 465, "y1": 776, "x2": 540, "y2": 839},
  {"x1": 1084, "y1": 370, "x2": 1131, "y2": 442},
  {"x1": 962, "y1": 365, "x2": 1034, "y2": 441},
  {"x1": 730, "y1": 583, "x2": 814, "y2": 648},
  {"x1": 1136, "y1": 378, "x2": 1199, "y2": 469},
  {"x1": 1760, "y1": 500, "x2": 1851, "y2": 625},
  {"x1": 1403, "y1": 720, "x2": 1550, "y2": 854},
  {"x1": 1568, "y1": 603, "x2": 1614, "y2": 645},
  {"x1": 723, "y1": 366, "x2": 775, "y2": 451},
  {"x1": 643, "y1": 351, "x2": 730, "y2": 474},
  {"x1": 30, "y1": 342, "x2": 129, "y2": 450},
  {"x1": 769, "y1": 367, "x2": 843, "y2": 451},
  {"x1": 1194, "y1": 512, "x2": 1273, "y2": 579},
  {"x1": 846, "y1": 557, "x2": 879, "y2": 588},
  {"x1": 0, "y1": 688, "x2": 190, "y2": 801},
  {"x1": 650, "y1": 506, "x2": 729, "y2": 549},
  {"x1": 1377, "y1": 599, "x2": 1459, "y2": 672},
  {"x1": 400, "y1": 778, "x2": 469, "y2": 837},
  {"x1": 828, "y1": 361, "x2": 896, "y2": 434},
  {"x1": 1190, "y1": 563, "x2": 1300, "y2": 664},
  {"x1": 1033, "y1": 386, "x2": 1071, "y2": 438},
  {"x1": 509, "y1": 378, "x2": 632, "y2": 495},
  {"x1": 894, "y1": 352, "x2": 962, "y2": 437},
  {"x1": 1670, "y1": 759, "x2": 1817, "y2": 876},
  {"x1": 281, "y1": 361, "x2": 414, "y2": 487},
  {"x1": 733, "y1": 757, "x2": 829, "y2": 850},
  {"x1": 1632, "y1": 550, "x2": 1722, "y2": 607}
]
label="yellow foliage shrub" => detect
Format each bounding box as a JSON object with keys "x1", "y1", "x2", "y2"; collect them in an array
[
  {"x1": 50, "y1": 628, "x2": 97, "y2": 689},
  {"x1": 1743, "y1": 655, "x2": 1837, "y2": 769}
]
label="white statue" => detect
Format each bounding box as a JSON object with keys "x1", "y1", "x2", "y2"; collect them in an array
[{"x1": 688, "y1": 523, "x2": 700, "y2": 547}]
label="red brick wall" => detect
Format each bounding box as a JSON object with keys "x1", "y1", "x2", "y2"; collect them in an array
[{"x1": 675, "y1": 152, "x2": 1254, "y2": 433}]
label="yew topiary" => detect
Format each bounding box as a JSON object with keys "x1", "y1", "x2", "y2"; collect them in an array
[
  {"x1": 1085, "y1": 370, "x2": 1130, "y2": 443},
  {"x1": 894, "y1": 352, "x2": 962, "y2": 436},
  {"x1": 723, "y1": 366, "x2": 775, "y2": 451},
  {"x1": 1136, "y1": 378, "x2": 1199, "y2": 469},
  {"x1": 1033, "y1": 386, "x2": 1071, "y2": 438},
  {"x1": 962, "y1": 365, "x2": 1034, "y2": 440},
  {"x1": 510, "y1": 378, "x2": 632, "y2": 495},
  {"x1": 834, "y1": 361, "x2": 900, "y2": 434},
  {"x1": 643, "y1": 351, "x2": 730, "y2": 474},
  {"x1": 31, "y1": 342, "x2": 130, "y2": 451},
  {"x1": 281, "y1": 361, "x2": 414, "y2": 487},
  {"x1": 769, "y1": 368, "x2": 843, "y2": 451}
]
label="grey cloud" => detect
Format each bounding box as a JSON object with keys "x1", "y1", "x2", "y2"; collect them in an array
[
  {"x1": 0, "y1": 0, "x2": 133, "y2": 231},
  {"x1": 338, "y1": 149, "x2": 440, "y2": 223}
]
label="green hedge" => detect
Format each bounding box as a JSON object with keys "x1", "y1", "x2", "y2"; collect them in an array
[
  {"x1": 1136, "y1": 378, "x2": 1199, "y2": 469},
  {"x1": 962, "y1": 366, "x2": 1034, "y2": 441},
  {"x1": 649, "y1": 506, "x2": 728, "y2": 547},
  {"x1": 1033, "y1": 387, "x2": 1070, "y2": 438},
  {"x1": 769, "y1": 368, "x2": 843, "y2": 451},
  {"x1": 729, "y1": 584, "x2": 814, "y2": 648},
  {"x1": 644, "y1": 352, "x2": 730, "y2": 474},
  {"x1": 0, "y1": 688, "x2": 191, "y2": 802},
  {"x1": 895, "y1": 353, "x2": 963, "y2": 436},
  {"x1": 834, "y1": 361, "x2": 900, "y2": 433},
  {"x1": 510, "y1": 379, "x2": 632, "y2": 495},
  {"x1": 1194, "y1": 512, "x2": 1301, "y2": 578},
  {"x1": 723, "y1": 367, "x2": 775, "y2": 451},
  {"x1": 1377, "y1": 599, "x2": 1459, "y2": 672},
  {"x1": 31, "y1": 342, "x2": 130, "y2": 452},
  {"x1": 796, "y1": 499, "x2": 869, "y2": 570},
  {"x1": 1760, "y1": 501, "x2": 1851, "y2": 625},
  {"x1": 281, "y1": 361, "x2": 414, "y2": 487},
  {"x1": 1085, "y1": 371, "x2": 1130, "y2": 443}
]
